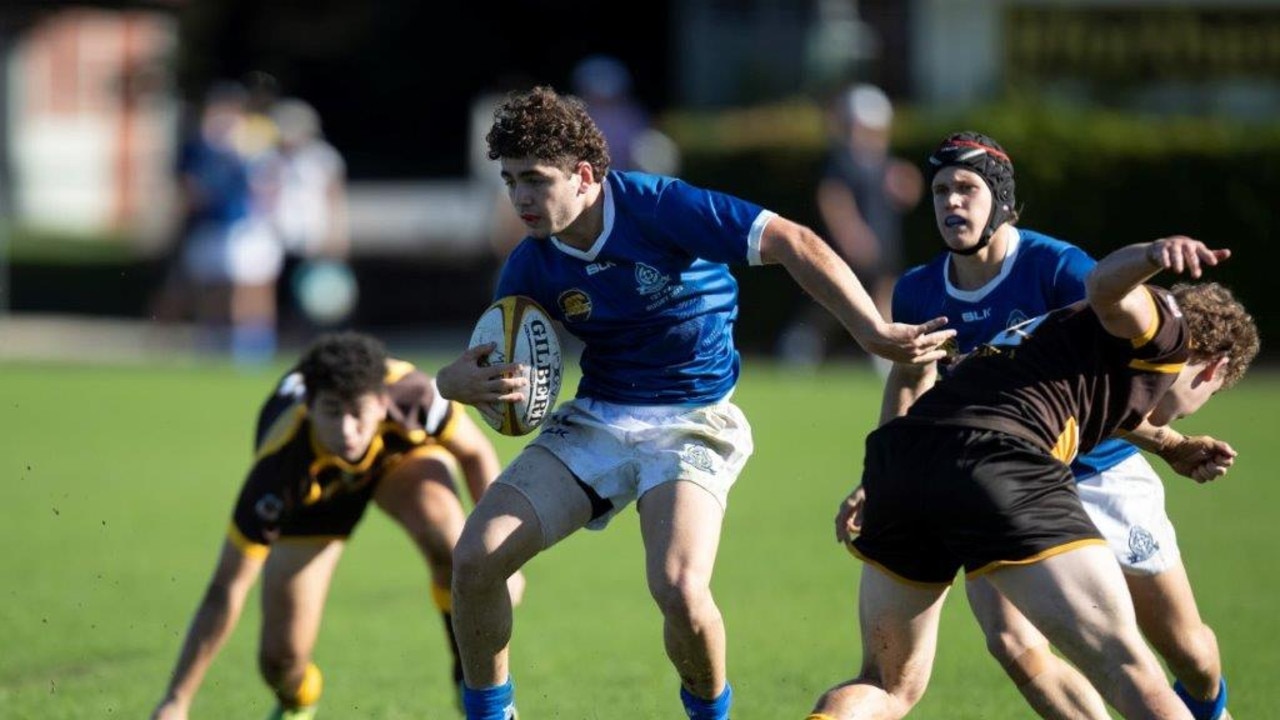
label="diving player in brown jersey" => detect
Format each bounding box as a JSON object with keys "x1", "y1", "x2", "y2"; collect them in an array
[
  {"x1": 151, "y1": 332, "x2": 524, "y2": 720},
  {"x1": 807, "y1": 236, "x2": 1259, "y2": 720}
]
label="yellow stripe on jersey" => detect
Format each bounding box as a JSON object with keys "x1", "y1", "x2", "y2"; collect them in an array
[
  {"x1": 307, "y1": 427, "x2": 385, "y2": 475},
  {"x1": 255, "y1": 403, "x2": 307, "y2": 461},
  {"x1": 434, "y1": 401, "x2": 462, "y2": 444},
  {"x1": 1129, "y1": 358, "x2": 1185, "y2": 374},
  {"x1": 1050, "y1": 416, "x2": 1079, "y2": 464},
  {"x1": 228, "y1": 522, "x2": 270, "y2": 560},
  {"x1": 304, "y1": 431, "x2": 386, "y2": 505},
  {"x1": 384, "y1": 358, "x2": 416, "y2": 384},
  {"x1": 1130, "y1": 286, "x2": 1159, "y2": 348}
]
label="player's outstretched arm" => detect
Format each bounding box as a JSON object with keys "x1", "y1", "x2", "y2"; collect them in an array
[
  {"x1": 1086, "y1": 236, "x2": 1230, "y2": 340},
  {"x1": 759, "y1": 215, "x2": 954, "y2": 365},
  {"x1": 152, "y1": 541, "x2": 264, "y2": 720}
]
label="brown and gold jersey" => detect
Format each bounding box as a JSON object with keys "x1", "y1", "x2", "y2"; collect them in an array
[
  {"x1": 902, "y1": 285, "x2": 1188, "y2": 464},
  {"x1": 230, "y1": 359, "x2": 460, "y2": 550}
]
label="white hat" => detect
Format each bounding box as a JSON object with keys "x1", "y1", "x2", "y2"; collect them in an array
[{"x1": 843, "y1": 84, "x2": 893, "y2": 130}]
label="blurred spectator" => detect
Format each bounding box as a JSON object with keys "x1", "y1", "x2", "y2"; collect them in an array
[
  {"x1": 571, "y1": 54, "x2": 681, "y2": 176},
  {"x1": 258, "y1": 97, "x2": 356, "y2": 342},
  {"x1": 153, "y1": 80, "x2": 283, "y2": 366},
  {"x1": 238, "y1": 70, "x2": 282, "y2": 160},
  {"x1": 777, "y1": 83, "x2": 923, "y2": 371}
]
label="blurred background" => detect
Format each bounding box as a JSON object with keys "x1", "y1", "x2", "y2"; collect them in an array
[{"x1": 1, "y1": 0, "x2": 1277, "y2": 365}]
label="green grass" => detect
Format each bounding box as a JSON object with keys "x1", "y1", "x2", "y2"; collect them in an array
[{"x1": 2, "y1": 358, "x2": 1278, "y2": 718}]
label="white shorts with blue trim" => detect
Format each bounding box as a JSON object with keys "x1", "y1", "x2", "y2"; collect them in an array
[
  {"x1": 528, "y1": 396, "x2": 754, "y2": 531},
  {"x1": 1077, "y1": 452, "x2": 1181, "y2": 576}
]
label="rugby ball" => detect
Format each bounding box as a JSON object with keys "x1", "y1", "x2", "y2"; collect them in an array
[{"x1": 467, "y1": 296, "x2": 563, "y2": 436}]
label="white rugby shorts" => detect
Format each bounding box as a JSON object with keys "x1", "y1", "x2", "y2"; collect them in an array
[
  {"x1": 525, "y1": 396, "x2": 754, "y2": 533},
  {"x1": 1076, "y1": 452, "x2": 1181, "y2": 576}
]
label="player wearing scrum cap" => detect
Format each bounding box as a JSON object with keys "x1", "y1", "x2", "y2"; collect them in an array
[{"x1": 834, "y1": 131, "x2": 1240, "y2": 719}]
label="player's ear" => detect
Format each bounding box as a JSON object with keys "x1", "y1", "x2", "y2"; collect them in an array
[
  {"x1": 575, "y1": 161, "x2": 595, "y2": 192},
  {"x1": 1195, "y1": 355, "x2": 1229, "y2": 385},
  {"x1": 1207, "y1": 355, "x2": 1230, "y2": 382}
]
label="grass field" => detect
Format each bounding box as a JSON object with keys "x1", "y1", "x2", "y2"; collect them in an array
[{"x1": 3, "y1": 356, "x2": 1278, "y2": 719}]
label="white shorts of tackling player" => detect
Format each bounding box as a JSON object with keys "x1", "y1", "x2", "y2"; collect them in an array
[
  {"x1": 1077, "y1": 452, "x2": 1181, "y2": 576},
  {"x1": 514, "y1": 396, "x2": 754, "y2": 537}
]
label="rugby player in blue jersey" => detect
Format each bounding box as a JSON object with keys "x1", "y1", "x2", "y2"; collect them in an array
[
  {"x1": 434, "y1": 85, "x2": 956, "y2": 720},
  {"x1": 824, "y1": 132, "x2": 1248, "y2": 719}
]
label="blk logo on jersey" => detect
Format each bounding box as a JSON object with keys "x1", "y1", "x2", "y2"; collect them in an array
[
  {"x1": 585, "y1": 260, "x2": 616, "y2": 276},
  {"x1": 558, "y1": 289, "x2": 593, "y2": 322},
  {"x1": 962, "y1": 307, "x2": 991, "y2": 323}
]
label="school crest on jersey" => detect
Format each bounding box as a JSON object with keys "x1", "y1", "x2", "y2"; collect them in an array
[
  {"x1": 558, "y1": 289, "x2": 593, "y2": 322},
  {"x1": 1006, "y1": 309, "x2": 1030, "y2": 329},
  {"x1": 635, "y1": 263, "x2": 670, "y2": 296}
]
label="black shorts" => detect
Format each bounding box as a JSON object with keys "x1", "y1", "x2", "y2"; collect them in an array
[{"x1": 849, "y1": 422, "x2": 1104, "y2": 585}]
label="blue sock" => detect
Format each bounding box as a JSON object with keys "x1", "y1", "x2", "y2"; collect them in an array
[
  {"x1": 1174, "y1": 677, "x2": 1228, "y2": 720},
  {"x1": 680, "y1": 682, "x2": 732, "y2": 720},
  {"x1": 231, "y1": 322, "x2": 276, "y2": 366},
  {"x1": 461, "y1": 677, "x2": 516, "y2": 720}
]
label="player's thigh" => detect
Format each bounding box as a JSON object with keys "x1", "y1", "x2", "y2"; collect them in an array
[
  {"x1": 637, "y1": 480, "x2": 724, "y2": 594},
  {"x1": 1125, "y1": 563, "x2": 1212, "y2": 656},
  {"x1": 259, "y1": 539, "x2": 345, "y2": 661},
  {"x1": 374, "y1": 449, "x2": 466, "y2": 562},
  {"x1": 462, "y1": 445, "x2": 591, "y2": 568},
  {"x1": 965, "y1": 574, "x2": 1049, "y2": 661},
  {"x1": 985, "y1": 545, "x2": 1146, "y2": 664},
  {"x1": 857, "y1": 564, "x2": 950, "y2": 696}
]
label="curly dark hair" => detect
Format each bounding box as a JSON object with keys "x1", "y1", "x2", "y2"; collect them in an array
[
  {"x1": 1171, "y1": 282, "x2": 1259, "y2": 389},
  {"x1": 297, "y1": 332, "x2": 388, "y2": 402},
  {"x1": 485, "y1": 85, "x2": 611, "y2": 175}
]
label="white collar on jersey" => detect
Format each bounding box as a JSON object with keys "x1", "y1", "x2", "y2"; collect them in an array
[
  {"x1": 550, "y1": 175, "x2": 615, "y2": 261},
  {"x1": 943, "y1": 227, "x2": 1023, "y2": 303}
]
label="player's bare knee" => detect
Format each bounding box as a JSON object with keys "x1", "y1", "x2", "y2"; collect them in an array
[
  {"x1": 450, "y1": 537, "x2": 510, "y2": 595},
  {"x1": 1164, "y1": 623, "x2": 1221, "y2": 688},
  {"x1": 648, "y1": 573, "x2": 715, "y2": 623}
]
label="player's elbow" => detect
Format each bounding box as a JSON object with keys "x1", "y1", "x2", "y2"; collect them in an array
[{"x1": 758, "y1": 217, "x2": 824, "y2": 267}]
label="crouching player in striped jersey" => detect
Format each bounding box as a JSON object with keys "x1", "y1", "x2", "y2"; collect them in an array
[{"x1": 151, "y1": 332, "x2": 524, "y2": 720}]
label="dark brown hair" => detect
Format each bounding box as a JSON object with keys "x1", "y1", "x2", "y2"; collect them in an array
[
  {"x1": 486, "y1": 85, "x2": 611, "y2": 175},
  {"x1": 297, "y1": 332, "x2": 388, "y2": 402}
]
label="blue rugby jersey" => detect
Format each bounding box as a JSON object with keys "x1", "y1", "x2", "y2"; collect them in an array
[
  {"x1": 891, "y1": 228, "x2": 1139, "y2": 476},
  {"x1": 495, "y1": 170, "x2": 771, "y2": 405}
]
